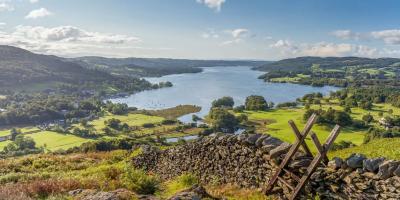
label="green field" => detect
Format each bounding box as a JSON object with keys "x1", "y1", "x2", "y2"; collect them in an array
[
  {"x1": 270, "y1": 74, "x2": 310, "y2": 83},
  {"x1": 246, "y1": 109, "x2": 365, "y2": 153},
  {"x1": 0, "y1": 130, "x2": 91, "y2": 151},
  {"x1": 0, "y1": 127, "x2": 41, "y2": 137},
  {"x1": 246, "y1": 100, "x2": 400, "y2": 157},
  {"x1": 330, "y1": 138, "x2": 400, "y2": 160},
  {"x1": 29, "y1": 131, "x2": 91, "y2": 151}
]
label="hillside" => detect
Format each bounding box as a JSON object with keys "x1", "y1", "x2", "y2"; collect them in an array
[
  {"x1": 69, "y1": 56, "x2": 269, "y2": 77},
  {"x1": 255, "y1": 56, "x2": 400, "y2": 72},
  {"x1": 0, "y1": 45, "x2": 116, "y2": 88}
]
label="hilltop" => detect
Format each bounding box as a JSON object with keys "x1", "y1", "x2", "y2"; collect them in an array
[{"x1": 0, "y1": 45, "x2": 115, "y2": 88}]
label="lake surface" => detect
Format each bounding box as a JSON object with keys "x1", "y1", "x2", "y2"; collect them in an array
[{"x1": 110, "y1": 66, "x2": 339, "y2": 122}]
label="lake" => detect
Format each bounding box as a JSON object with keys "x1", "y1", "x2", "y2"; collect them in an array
[{"x1": 110, "y1": 66, "x2": 339, "y2": 122}]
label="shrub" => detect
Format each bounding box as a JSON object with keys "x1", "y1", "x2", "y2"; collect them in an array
[
  {"x1": 122, "y1": 168, "x2": 160, "y2": 195},
  {"x1": 142, "y1": 123, "x2": 155, "y2": 128},
  {"x1": 161, "y1": 119, "x2": 177, "y2": 125}
]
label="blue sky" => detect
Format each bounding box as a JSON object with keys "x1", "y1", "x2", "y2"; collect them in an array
[{"x1": 1, "y1": 0, "x2": 400, "y2": 60}]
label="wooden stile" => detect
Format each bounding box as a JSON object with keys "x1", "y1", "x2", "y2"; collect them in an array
[{"x1": 264, "y1": 114, "x2": 341, "y2": 200}]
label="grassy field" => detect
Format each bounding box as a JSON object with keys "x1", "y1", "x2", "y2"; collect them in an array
[
  {"x1": 246, "y1": 109, "x2": 365, "y2": 153},
  {"x1": 29, "y1": 131, "x2": 91, "y2": 151},
  {"x1": 0, "y1": 127, "x2": 41, "y2": 137},
  {"x1": 270, "y1": 74, "x2": 310, "y2": 83},
  {"x1": 0, "y1": 130, "x2": 91, "y2": 151},
  {"x1": 330, "y1": 138, "x2": 400, "y2": 160},
  {"x1": 246, "y1": 100, "x2": 400, "y2": 157},
  {"x1": 88, "y1": 113, "x2": 164, "y2": 132}
]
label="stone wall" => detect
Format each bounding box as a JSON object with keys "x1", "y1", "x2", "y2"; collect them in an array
[{"x1": 132, "y1": 134, "x2": 400, "y2": 199}]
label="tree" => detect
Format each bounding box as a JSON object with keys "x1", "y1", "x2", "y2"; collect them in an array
[
  {"x1": 105, "y1": 118, "x2": 122, "y2": 130},
  {"x1": 209, "y1": 108, "x2": 238, "y2": 132},
  {"x1": 245, "y1": 95, "x2": 268, "y2": 111},
  {"x1": 362, "y1": 113, "x2": 374, "y2": 124},
  {"x1": 10, "y1": 128, "x2": 20, "y2": 141},
  {"x1": 211, "y1": 96, "x2": 235, "y2": 108},
  {"x1": 333, "y1": 111, "x2": 352, "y2": 126},
  {"x1": 14, "y1": 135, "x2": 36, "y2": 150}
]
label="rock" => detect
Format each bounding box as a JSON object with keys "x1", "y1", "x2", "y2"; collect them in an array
[
  {"x1": 394, "y1": 165, "x2": 400, "y2": 177},
  {"x1": 346, "y1": 154, "x2": 367, "y2": 169},
  {"x1": 378, "y1": 160, "x2": 400, "y2": 179},
  {"x1": 328, "y1": 157, "x2": 344, "y2": 170},
  {"x1": 269, "y1": 143, "x2": 291, "y2": 159},
  {"x1": 168, "y1": 186, "x2": 215, "y2": 200},
  {"x1": 363, "y1": 157, "x2": 385, "y2": 172},
  {"x1": 68, "y1": 189, "x2": 137, "y2": 200},
  {"x1": 289, "y1": 158, "x2": 312, "y2": 168},
  {"x1": 245, "y1": 134, "x2": 262, "y2": 145},
  {"x1": 255, "y1": 135, "x2": 270, "y2": 147}
]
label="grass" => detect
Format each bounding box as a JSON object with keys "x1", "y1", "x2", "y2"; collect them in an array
[
  {"x1": 270, "y1": 74, "x2": 310, "y2": 83},
  {"x1": 330, "y1": 138, "x2": 400, "y2": 160},
  {"x1": 81, "y1": 113, "x2": 165, "y2": 134},
  {"x1": 0, "y1": 127, "x2": 41, "y2": 137},
  {"x1": 0, "y1": 141, "x2": 11, "y2": 151},
  {"x1": 27, "y1": 131, "x2": 91, "y2": 151},
  {"x1": 246, "y1": 109, "x2": 365, "y2": 153},
  {"x1": 144, "y1": 105, "x2": 202, "y2": 119}
]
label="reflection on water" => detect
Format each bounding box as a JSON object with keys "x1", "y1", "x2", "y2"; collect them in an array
[{"x1": 110, "y1": 66, "x2": 339, "y2": 123}]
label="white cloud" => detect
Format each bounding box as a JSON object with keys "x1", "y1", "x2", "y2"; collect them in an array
[
  {"x1": 0, "y1": 25, "x2": 142, "y2": 56},
  {"x1": 220, "y1": 28, "x2": 250, "y2": 45},
  {"x1": 331, "y1": 30, "x2": 361, "y2": 40},
  {"x1": 196, "y1": 0, "x2": 226, "y2": 12},
  {"x1": 201, "y1": 29, "x2": 219, "y2": 39},
  {"x1": 0, "y1": 2, "x2": 14, "y2": 12},
  {"x1": 270, "y1": 40, "x2": 378, "y2": 57},
  {"x1": 29, "y1": 0, "x2": 39, "y2": 3},
  {"x1": 371, "y1": 30, "x2": 400, "y2": 45},
  {"x1": 25, "y1": 8, "x2": 53, "y2": 19}
]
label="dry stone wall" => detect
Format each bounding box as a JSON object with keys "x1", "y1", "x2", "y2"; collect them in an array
[{"x1": 133, "y1": 134, "x2": 400, "y2": 199}]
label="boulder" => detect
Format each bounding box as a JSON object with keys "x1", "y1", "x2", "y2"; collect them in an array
[
  {"x1": 328, "y1": 157, "x2": 344, "y2": 170},
  {"x1": 168, "y1": 186, "x2": 216, "y2": 200},
  {"x1": 363, "y1": 157, "x2": 385, "y2": 172},
  {"x1": 346, "y1": 154, "x2": 367, "y2": 169},
  {"x1": 378, "y1": 160, "x2": 400, "y2": 179}
]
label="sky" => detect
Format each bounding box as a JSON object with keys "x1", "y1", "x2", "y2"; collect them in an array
[{"x1": 1, "y1": 0, "x2": 400, "y2": 60}]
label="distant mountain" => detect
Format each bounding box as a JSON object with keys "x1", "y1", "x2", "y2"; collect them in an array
[
  {"x1": 68, "y1": 56, "x2": 269, "y2": 77},
  {"x1": 255, "y1": 56, "x2": 400, "y2": 72},
  {"x1": 0, "y1": 45, "x2": 114, "y2": 87}
]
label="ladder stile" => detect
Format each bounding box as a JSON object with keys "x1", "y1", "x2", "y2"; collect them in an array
[{"x1": 264, "y1": 114, "x2": 341, "y2": 200}]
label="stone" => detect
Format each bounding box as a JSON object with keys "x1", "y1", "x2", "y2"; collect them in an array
[
  {"x1": 68, "y1": 189, "x2": 137, "y2": 200},
  {"x1": 269, "y1": 143, "x2": 291, "y2": 159},
  {"x1": 363, "y1": 158, "x2": 385, "y2": 172},
  {"x1": 255, "y1": 135, "x2": 270, "y2": 147},
  {"x1": 378, "y1": 160, "x2": 400, "y2": 179},
  {"x1": 245, "y1": 134, "x2": 262, "y2": 145},
  {"x1": 289, "y1": 158, "x2": 311, "y2": 168},
  {"x1": 169, "y1": 186, "x2": 215, "y2": 200},
  {"x1": 346, "y1": 154, "x2": 367, "y2": 169},
  {"x1": 394, "y1": 165, "x2": 400, "y2": 177},
  {"x1": 328, "y1": 157, "x2": 344, "y2": 170}
]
